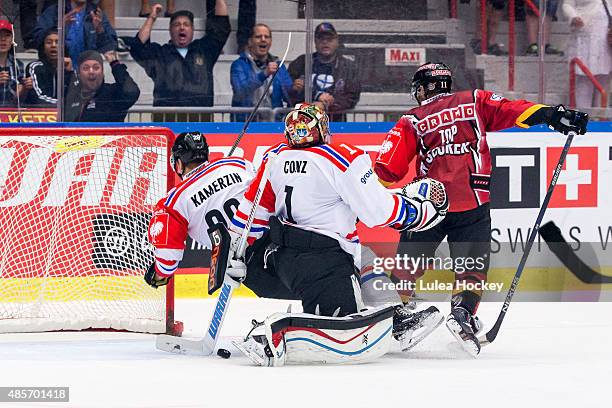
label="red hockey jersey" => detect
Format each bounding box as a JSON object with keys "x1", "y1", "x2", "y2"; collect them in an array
[{"x1": 374, "y1": 90, "x2": 544, "y2": 212}]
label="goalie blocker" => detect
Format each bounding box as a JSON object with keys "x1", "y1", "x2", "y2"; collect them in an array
[{"x1": 233, "y1": 305, "x2": 395, "y2": 366}]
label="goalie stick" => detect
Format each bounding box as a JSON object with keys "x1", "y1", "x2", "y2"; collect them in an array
[
  {"x1": 156, "y1": 153, "x2": 278, "y2": 355},
  {"x1": 479, "y1": 130, "x2": 577, "y2": 348}
]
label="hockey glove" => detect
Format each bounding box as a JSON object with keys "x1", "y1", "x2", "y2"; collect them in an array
[
  {"x1": 226, "y1": 228, "x2": 248, "y2": 282},
  {"x1": 226, "y1": 258, "x2": 247, "y2": 282},
  {"x1": 144, "y1": 262, "x2": 171, "y2": 289},
  {"x1": 545, "y1": 105, "x2": 589, "y2": 135},
  {"x1": 392, "y1": 178, "x2": 448, "y2": 232}
]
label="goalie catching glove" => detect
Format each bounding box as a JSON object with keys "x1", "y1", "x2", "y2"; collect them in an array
[{"x1": 391, "y1": 177, "x2": 448, "y2": 232}]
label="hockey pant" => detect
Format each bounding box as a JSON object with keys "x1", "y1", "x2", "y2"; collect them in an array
[
  {"x1": 267, "y1": 216, "x2": 364, "y2": 317},
  {"x1": 243, "y1": 231, "x2": 299, "y2": 301},
  {"x1": 395, "y1": 203, "x2": 491, "y2": 314}
]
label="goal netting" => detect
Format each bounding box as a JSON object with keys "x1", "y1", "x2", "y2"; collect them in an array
[{"x1": 0, "y1": 128, "x2": 177, "y2": 334}]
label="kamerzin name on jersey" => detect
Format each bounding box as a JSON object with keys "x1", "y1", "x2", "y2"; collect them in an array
[{"x1": 190, "y1": 173, "x2": 243, "y2": 207}]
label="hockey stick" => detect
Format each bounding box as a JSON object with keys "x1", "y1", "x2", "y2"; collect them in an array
[
  {"x1": 156, "y1": 153, "x2": 277, "y2": 355},
  {"x1": 479, "y1": 130, "x2": 577, "y2": 347},
  {"x1": 227, "y1": 32, "x2": 293, "y2": 156},
  {"x1": 539, "y1": 221, "x2": 612, "y2": 284}
]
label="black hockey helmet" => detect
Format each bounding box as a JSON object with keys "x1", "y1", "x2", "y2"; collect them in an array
[
  {"x1": 171, "y1": 131, "x2": 209, "y2": 170},
  {"x1": 411, "y1": 62, "x2": 453, "y2": 101}
]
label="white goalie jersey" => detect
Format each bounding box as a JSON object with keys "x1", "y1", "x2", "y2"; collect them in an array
[
  {"x1": 231, "y1": 142, "x2": 412, "y2": 266},
  {"x1": 147, "y1": 157, "x2": 256, "y2": 277}
]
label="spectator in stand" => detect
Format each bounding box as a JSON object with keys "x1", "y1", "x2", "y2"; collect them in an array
[
  {"x1": 138, "y1": 1, "x2": 254, "y2": 53},
  {"x1": 139, "y1": 0, "x2": 175, "y2": 17},
  {"x1": 230, "y1": 23, "x2": 292, "y2": 122},
  {"x1": 525, "y1": 0, "x2": 564, "y2": 55},
  {"x1": 288, "y1": 22, "x2": 361, "y2": 122},
  {"x1": 99, "y1": 0, "x2": 115, "y2": 27},
  {"x1": 32, "y1": 0, "x2": 117, "y2": 68},
  {"x1": 210, "y1": 0, "x2": 256, "y2": 53},
  {"x1": 0, "y1": 19, "x2": 32, "y2": 108},
  {"x1": 64, "y1": 50, "x2": 140, "y2": 122},
  {"x1": 130, "y1": 1, "x2": 230, "y2": 113},
  {"x1": 18, "y1": 0, "x2": 57, "y2": 50},
  {"x1": 466, "y1": 0, "x2": 508, "y2": 56},
  {"x1": 25, "y1": 28, "x2": 73, "y2": 107},
  {"x1": 562, "y1": 0, "x2": 611, "y2": 108}
]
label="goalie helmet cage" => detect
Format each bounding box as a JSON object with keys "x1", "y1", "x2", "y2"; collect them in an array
[{"x1": 0, "y1": 127, "x2": 182, "y2": 335}]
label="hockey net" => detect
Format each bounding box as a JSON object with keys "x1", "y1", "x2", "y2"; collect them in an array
[{"x1": 0, "y1": 127, "x2": 179, "y2": 334}]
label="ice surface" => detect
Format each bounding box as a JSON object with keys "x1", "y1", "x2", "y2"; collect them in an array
[{"x1": 1, "y1": 299, "x2": 611, "y2": 408}]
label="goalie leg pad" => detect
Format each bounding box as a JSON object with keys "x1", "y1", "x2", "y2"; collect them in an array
[
  {"x1": 234, "y1": 306, "x2": 395, "y2": 366},
  {"x1": 360, "y1": 272, "x2": 402, "y2": 307}
]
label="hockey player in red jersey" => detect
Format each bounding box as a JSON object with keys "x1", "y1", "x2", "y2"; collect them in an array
[
  {"x1": 374, "y1": 62, "x2": 589, "y2": 356},
  {"x1": 230, "y1": 103, "x2": 450, "y2": 365}
]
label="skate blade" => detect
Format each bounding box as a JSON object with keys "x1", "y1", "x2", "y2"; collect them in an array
[
  {"x1": 400, "y1": 312, "x2": 444, "y2": 351},
  {"x1": 232, "y1": 340, "x2": 267, "y2": 366},
  {"x1": 445, "y1": 318, "x2": 481, "y2": 357},
  {"x1": 156, "y1": 334, "x2": 213, "y2": 356}
]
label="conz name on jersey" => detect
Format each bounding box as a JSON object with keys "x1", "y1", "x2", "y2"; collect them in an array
[
  {"x1": 190, "y1": 172, "x2": 242, "y2": 207},
  {"x1": 284, "y1": 160, "x2": 307, "y2": 174},
  {"x1": 416, "y1": 103, "x2": 476, "y2": 134}
]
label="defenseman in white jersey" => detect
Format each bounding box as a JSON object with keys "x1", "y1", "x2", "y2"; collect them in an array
[
  {"x1": 230, "y1": 104, "x2": 448, "y2": 365},
  {"x1": 144, "y1": 132, "x2": 297, "y2": 301}
]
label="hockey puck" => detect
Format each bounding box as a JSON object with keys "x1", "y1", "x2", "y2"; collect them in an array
[{"x1": 217, "y1": 348, "x2": 231, "y2": 359}]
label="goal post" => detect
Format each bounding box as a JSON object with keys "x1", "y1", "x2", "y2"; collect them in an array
[{"x1": 0, "y1": 127, "x2": 182, "y2": 335}]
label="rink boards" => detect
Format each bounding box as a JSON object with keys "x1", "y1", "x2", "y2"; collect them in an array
[{"x1": 0, "y1": 124, "x2": 610, "y2": 301}]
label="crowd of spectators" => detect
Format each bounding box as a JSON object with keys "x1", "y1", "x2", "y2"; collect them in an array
[{"x1": 0, "y1": 0, "x2": 609, "y2": 120}]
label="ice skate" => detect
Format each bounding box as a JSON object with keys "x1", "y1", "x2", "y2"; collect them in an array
[
  {"x1": 393, "y1": 304, "x2": 444, "y2": 351},
  {"x1": 233, "y1": 334, "x2": 274, "y2": 366},
  {"x1": 446, "y1": 307, "x2": 483, "y2": 357},
  {"x1": 232, "y1": 320, "x2": 275, "y2": 366}
]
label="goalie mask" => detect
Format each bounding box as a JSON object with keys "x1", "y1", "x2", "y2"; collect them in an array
[
  {"x1": 411, "y1": 62, "x2": 453, "y2": 102},
  {"x1": 171, "y1": 131, "x2": 210, "y2": 173},
  {"x1": 284, "y1": 103, "x2": 331, "y2": 148}
]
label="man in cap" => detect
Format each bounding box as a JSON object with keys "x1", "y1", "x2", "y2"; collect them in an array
[
  {"x1": 288, "y1": 22, "x2": 361, "y2": 121},
  {"x1": 0, "y1": 19, "x2": 31, "y2": 108},
  {"x1": 64, "y1": 49, "x2": 140, "y2": 122}
]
